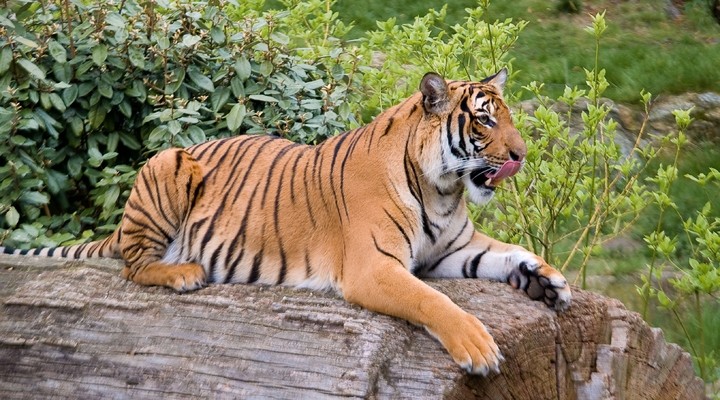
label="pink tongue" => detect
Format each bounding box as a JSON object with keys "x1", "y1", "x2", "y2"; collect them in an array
[{"x1": 487, "y1": 160, "x2": 523, "y2": 181}]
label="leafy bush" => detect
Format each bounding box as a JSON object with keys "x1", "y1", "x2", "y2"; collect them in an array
[{"x1": 0, "y1": 0, "x2": 361, "y2": 246}]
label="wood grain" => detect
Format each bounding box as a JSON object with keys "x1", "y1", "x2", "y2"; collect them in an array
[{"x1": 0, "y1": 255, "x2": 705, "y2": 399}]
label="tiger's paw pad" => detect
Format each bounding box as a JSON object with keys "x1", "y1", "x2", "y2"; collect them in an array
[
  {"x1": 437, "y1": 312, "x2": 504, "y2": 376},
  {"x1": 508, "y1": 257, "x2": 572, "y2": 312}
]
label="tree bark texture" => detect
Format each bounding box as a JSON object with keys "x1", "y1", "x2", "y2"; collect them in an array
[{"x1": 0, "y1": 255, "x2": 705, "y2": 399}]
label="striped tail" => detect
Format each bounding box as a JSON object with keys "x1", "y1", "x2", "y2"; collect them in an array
[{"x1": 1, "y1": 229, "x2": 122, "y2": 259}]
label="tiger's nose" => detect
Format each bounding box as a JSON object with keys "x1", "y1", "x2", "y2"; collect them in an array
[{"x1": 508, "y1": 132, "x2": 527, "y2": 161}]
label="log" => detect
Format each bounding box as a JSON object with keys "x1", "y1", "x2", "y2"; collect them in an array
[{"x1": 0, "y1": 255, "x2": 705, "y2": 399}]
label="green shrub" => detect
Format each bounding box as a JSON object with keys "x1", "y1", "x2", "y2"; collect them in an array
[{"x1": 0, "y1": 0, "x2": 361, "y2": 246}]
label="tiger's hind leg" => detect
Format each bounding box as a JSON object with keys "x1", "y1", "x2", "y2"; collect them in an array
[{"x1": 119, "y1": 148, "x2": 206, "y2": 292}]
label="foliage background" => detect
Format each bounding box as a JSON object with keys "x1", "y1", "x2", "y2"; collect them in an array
[{"x1": 0, "y1": 0, "x2": 360, "y2": 246}]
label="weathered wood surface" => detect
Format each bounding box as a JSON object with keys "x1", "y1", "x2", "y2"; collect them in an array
[{"x1": 0, "y1": 255, "x2": 705, "y2": 399}]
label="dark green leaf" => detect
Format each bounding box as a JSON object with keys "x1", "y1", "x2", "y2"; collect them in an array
[
  {"x1": 210, "y1": 27, "x2": 225, "y2": 44},
  {"x1": 187, "y1": 126, "x2": 206, "y2": 143},
  {"x1": 46, "y1": 170, "x2": 68, "y2": 194},
  {"x1": 67, "y1": 156, "x2": 83, "y2": 178},
  {"x1": 259, "y1": 60, "x2": 273, "y2": 77},
  {"x1": 230, "y1": 76, "x2": 245, "y2": 98},
  {"x1": 128, "y1": 46, "x2": 145, "y2": 69},
  {"x1": 5, "y1": 206, "x2": 19, "y2": 227},
  {"x1": 48, "y1": 40, "x2": 67, "y2": 63},
  {"x1": 98, "y1": 79, "x2": 113, "y2": 98},
  {"x1": 107, "y1": 132, "x2": 119, "y2": 152},
  {"x1": 226, "y1": 103, "x2": 246, "y2": 131},
  {"x1": 62, "y1": 84, "x2": 78, "y2": 106},
  {"x1": 234, "y1": 57, "x2": 252, "y2": 81},
  {"x1": 118, "y1": 132, "x2": 141, "y2": 150},
  {"x1": 19, "y1": 191, "x2": 49, "y2": 206},
  {"x1": 103, "y1": 185, "x2": 120, "y2": 211},
  {"x1": 0, "y1": 46, "x2": 12, "y2": 75},
  {"x1": 118, "y1": 99, "x2": 132, "y2": 118},
  {"x1": 211, "y1": 86, "x2": 231, "y2": 112},
  {"x1": 92, "y1": 44, "x2": 108, "y2": 66},
  {"x1": 188, "y1": 67, "x2": 214, "y2": 92},
  {"x1": 165, "y1": 68, "x2": 186, "y2": 95},
  {"x1": 49, "y1": 93, "x2": 66, "y2": 112},
  {"x1": 249, "y1": 94, "x2": 278, "y2": 103},
  {"x1": 17, "y1": 59, "x2": 46, "y2": 80}
]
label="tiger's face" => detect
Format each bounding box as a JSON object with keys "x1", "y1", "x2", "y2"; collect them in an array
[{"x1": 420, "y1": 69, "x2": 526, "y2": 205}]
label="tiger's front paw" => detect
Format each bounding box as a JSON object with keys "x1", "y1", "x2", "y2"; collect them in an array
[
  {"x1": 508, "y1": 255, "x2": 572, "y2": 312},
  {"x1": 431, "y1": 311, "x2": 504, "y2": 376},
  {"x1": 168, "y1": 263, "x2": 207, "y2": 292}
]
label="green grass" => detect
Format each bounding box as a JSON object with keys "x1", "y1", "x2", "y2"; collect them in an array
[{"x1": 325, "y1": 0, "x2": 720, "y2": 102}]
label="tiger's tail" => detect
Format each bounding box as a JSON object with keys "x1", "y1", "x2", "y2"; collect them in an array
[{"x1": 0, "y1": 229, "x2": 122, "y2": 259}]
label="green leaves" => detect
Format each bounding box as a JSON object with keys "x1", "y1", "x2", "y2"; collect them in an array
[
  {"x1": 17, "y1": 59, "x2": 46, "y2": 80},
  {"x1": 92, "y1": 44, "x2": 108, "y2": 66},
  {"x1": 47, "y1": 40, "x2": 67, "y2": 63},
  {"x1": 0, "y1": 0, "x2": 359, "y2": 247},
  {"x1": 188, "y1": 67, "x2": 215, "y2": 92},
  {"x1": 226, "y1": 104, "x2": 246, "y2": 131},
  {"x1": 0, "y1": 46, "x2": 12, "y2": 75}
]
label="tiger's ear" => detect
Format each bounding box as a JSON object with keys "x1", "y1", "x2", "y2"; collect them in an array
[
  {"x1": 482, "y1": 68, "x2": 508, "y2": 93},
  {"x1": 420, "y1": 72, "x2": 450, "y2": 114}
]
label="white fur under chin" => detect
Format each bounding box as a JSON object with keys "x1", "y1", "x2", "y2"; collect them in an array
[{"x1": 464, "y1": 176, "x2": 496, "y2": 205}]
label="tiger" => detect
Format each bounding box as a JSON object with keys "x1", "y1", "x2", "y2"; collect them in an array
[{"x1": 1, "y1": 68, "x2": 572, "y2": 376}]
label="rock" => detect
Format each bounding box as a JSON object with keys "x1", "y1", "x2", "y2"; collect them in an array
[{"x1": 0, "y1": 255, "x2": 706, "y2": 399}]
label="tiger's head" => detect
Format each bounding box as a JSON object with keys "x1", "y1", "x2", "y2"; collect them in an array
[{"x1": 419, "y1": 68, "x2": 526, "y2": 205}]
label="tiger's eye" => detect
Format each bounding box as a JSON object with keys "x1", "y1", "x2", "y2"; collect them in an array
[{"x1": 477, "y1": 114, "x2": 490, "y2": 125}]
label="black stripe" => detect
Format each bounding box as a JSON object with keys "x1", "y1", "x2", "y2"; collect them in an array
[
  {"x1": 229, "y1": 184, "x2": 261, "y2": 270},
  {"x1": 47, "y1": 247, "x2": 56, "y2": 257},
  {"x1": 261, "y1": 143, "x2": 296, "y2": 205},
  {"x1": 372, "y1": 235, "x2": 403, "y2": 267},
  {"x1": 328, "y1": 132, "x2": 351, "y2": 222},
  {"x1": 426, "y1": 220, "x2": 472, "y2": 273},
  {"x1": 379, "y1": 117, "x2": 394, "y2": 139},
  {"x1": 469, "y1": 250, "x2": 487, "y2": 278},
  {"x1": 186, "y1": 216, "x2": 210, "y2": 257},
  {"x1": 224, "y1": 249, "x2": 240, "y2": 284},
  {"x1": 277, "y1": 249, "x2": 287, "y2": 285},
  {"x1": 447, "y1": 117, "x2": 465, "y2": 159},
  {"x1": 207, "y1": 245, "x2": 222, "y2": 284},
  {"x1": 366, "y1": 124, "x2": 379, "y2": 153},
  {"x1": 288, "y1": 149, "x2": 305, "y2": 205},
  {"x1": 273, "y1": 149, "x2": 292, "y2": 286},
  {"x1": 73, "y1": 243, "x2": 89, "y2": 259},
  {"x1": 383, "y1": 208, "x2": 413, "y2": 258},
  {"x1": 248, "y1": 250, "x2": 263, "y2": 283},
  {"x1": 301, "y1": 151, "x2": 317, "y2": 228},
  {"x1": 304, "y1": 251, "x2": 312, "y2": 278},
  {"x1": 403, "y1": 143, "x2": 437, "y2": 244}
]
